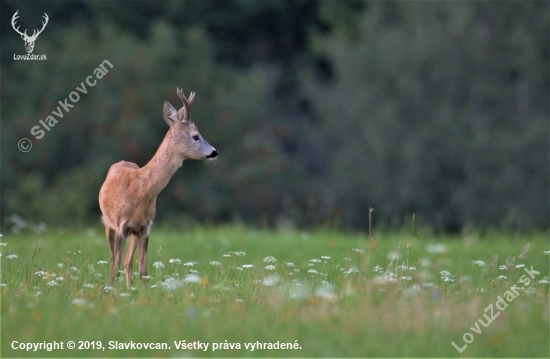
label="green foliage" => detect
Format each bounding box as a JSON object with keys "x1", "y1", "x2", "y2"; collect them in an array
[
  {"x1": 1, "y1": 226, "x2": 549, "y2": 356},
  {"x1": 303, "y1": 1, "x2": 549, "y2": 230},
  {"x1": 1, "y1": 0, "x2": 548, "y2": 231}
]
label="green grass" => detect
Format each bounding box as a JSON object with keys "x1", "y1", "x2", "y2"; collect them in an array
[{"x1": 1, "y1": 225, "x2": 549, "y2": 357}]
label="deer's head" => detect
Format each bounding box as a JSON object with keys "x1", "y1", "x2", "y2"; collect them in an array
[
  {"x1": 11, "y1": 11, "x2": 49, "y2": 54},
  {"x1": 162, "y1": 88, "x2": 218, "y2": 160}
]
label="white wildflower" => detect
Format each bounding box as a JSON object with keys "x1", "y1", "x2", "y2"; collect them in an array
[
  {"x1": 426, "y1": 244, "x2": 448, "y2": 254},
  {"x1": 265, "y1": 265, "x2": 276, "y2": 271},
  {"x1": 263, "y1": 256, "x2": 277, "y2": 262},
  {"x1": 184, "y1": 274, "x2": 201, "y2": 283},
  {"x1": 262, "y1": 275, "x2": 280, "y2": 286},
  {"x1": 72, "y1": 298, "x2": 86, "y2": 306},
  {"x1": 153, "y1": 261, "x2": 165, "y2": 269},
  {"x1": 344, "y1": 267, "x2": 360, "y2": 274},
  {"x1": 386, "y1": 273, "x2": 397, "y2": 283},
  {"x1": 315, "y1": 286, "x2": 336, "y2": 301}
]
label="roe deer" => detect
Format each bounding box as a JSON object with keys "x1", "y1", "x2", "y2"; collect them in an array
[{"x1": 99, "y1": 88, "x2": 218, "y2": 288}]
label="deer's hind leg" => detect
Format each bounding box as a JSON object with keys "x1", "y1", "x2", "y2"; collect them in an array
[
  {"x1": 112, "y1": 224, "x2": 127, "y2": 286},
  {"x1": 124, "y1": 234, "x2": 138, "y2": 288},
  {"x1": 105, "y1": 225, "x2": 117, "y2": 284}
]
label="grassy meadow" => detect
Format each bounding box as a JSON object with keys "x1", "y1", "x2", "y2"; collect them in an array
[{"x1": 1, "y1": 225, "x2": 549, "y2": 357}]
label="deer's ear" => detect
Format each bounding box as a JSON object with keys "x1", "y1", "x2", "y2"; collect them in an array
[{"x1": 163, "y1": 102, "x2": 179, "y2": 127}]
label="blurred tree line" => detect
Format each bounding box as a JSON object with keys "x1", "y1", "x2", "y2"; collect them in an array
[{"x1": 1, "y1": 0, "x2": 548, "y2": 232}]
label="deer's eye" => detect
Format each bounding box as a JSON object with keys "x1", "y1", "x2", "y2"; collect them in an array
[{"x1": 192, "y1": 135, "x2": 200, "y2": 141}]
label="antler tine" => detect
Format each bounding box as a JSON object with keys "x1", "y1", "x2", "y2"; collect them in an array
[
  {"x1": 11, "y1": 11, "x2": 28, "y2": 37},
  {"x1": 36, "y1": 13, "x2": 49, "y2": 35},
  {"x1": 175, "y1": 87, "x2": 186, "y2": 105},
  {"x1": 175, "y1": 87, "x2": 194, "y2": 107},
  {"x1": 29, "y1": 13, "x2": 48, "y2": 38},
  {"x1": 187, "y1": 92, "x2": 196, "y2": 105}
]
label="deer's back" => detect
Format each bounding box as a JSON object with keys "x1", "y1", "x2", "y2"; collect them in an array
[{"x1": 99, "y1": 161, "x2": 156, "y2": 230}]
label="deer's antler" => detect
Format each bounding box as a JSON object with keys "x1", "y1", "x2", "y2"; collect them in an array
[
  {"x1": 31, "y1": 13, "x2": 49, "y2": 39},
  {"x1": 11, "y1": 11, "x2": 28, "y2": 38},
  {"x1": 176, "y1": 88, "x2": 195, "y2": 122},
  {"x1": 11, "y1": 11, "x2": 48, "y2": 40}
]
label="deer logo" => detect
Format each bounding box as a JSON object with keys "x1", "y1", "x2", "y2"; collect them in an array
[{"x1": 11, "y1": 11, "x2": 49, "y2": 54}]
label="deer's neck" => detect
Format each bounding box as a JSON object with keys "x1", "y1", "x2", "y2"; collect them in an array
[{"x1": 139, "y1": 130, "x2": 184, "y2": 199}]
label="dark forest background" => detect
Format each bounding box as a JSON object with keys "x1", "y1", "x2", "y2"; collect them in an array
[{"x1": 1, "y1": 0, "x2": 548, "y2": 232}]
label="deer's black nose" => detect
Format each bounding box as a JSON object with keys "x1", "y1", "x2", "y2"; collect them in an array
[{"x1": 207, "y1": 150, "x2": 218, "y2": 159}]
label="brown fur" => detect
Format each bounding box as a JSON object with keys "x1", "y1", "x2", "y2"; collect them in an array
[{"x1": 99, "y1": 89, "x2": 217, "y2": 288}]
